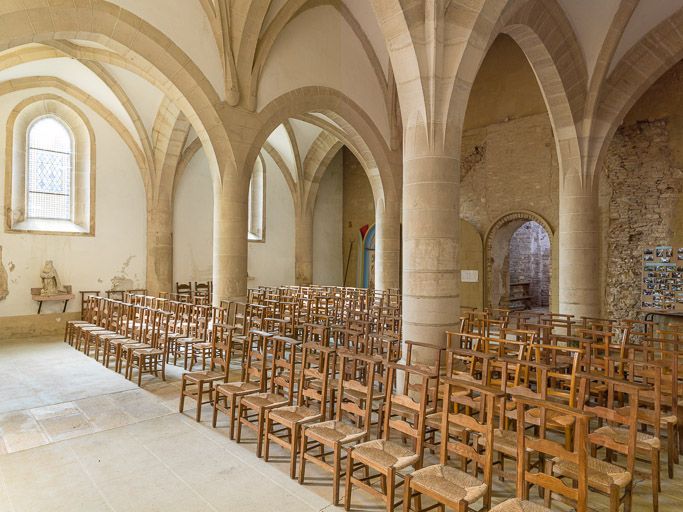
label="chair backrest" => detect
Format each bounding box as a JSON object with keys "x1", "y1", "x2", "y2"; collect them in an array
[
  {"x1": 402, "y1": 340, "x2": 444, "y2": 410},
  {"x1": 530, "y1": 344, "x2": 582, "y2": 407},
  {"x1": 243, "y1": 330, "x2": 274, "y2": 390},
  {"x1": 440, "y1": 377, "x2": 503, "y2": 509},
  {"x1": 445, "y1": 346, "x2": 495, "y2": 386},
  {"x1": 176, "y1": 282, "x2": 192, "y2": 295},
  {"x1": 381, "y1": 363, "x2": 435, "y2": 467},
  {"x1": 513, "y1": 396, "x2": 592, "y2": 512},
  {"x1": 211, "y1": 320, "x2": 236, "y2": 378},
  {"x1": 269, "y1": 336, "x2": 300, "y2": 403},
  {"x1": 577, "y1": 372, "x2": 641, "y2": 473},
  {"x1": 297, "y1": 342, "x2": 335, "y2": 418},
  {"x1": 334, "y1": 351, "x2": 381, "y2": 435}
]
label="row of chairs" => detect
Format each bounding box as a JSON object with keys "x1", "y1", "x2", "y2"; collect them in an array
[
  {"x1": 179, "y1": 311, "x2": 658, "y2": 511},
  {"x1": 64, "y1": 295, "x2": 216, "y2": 385}
]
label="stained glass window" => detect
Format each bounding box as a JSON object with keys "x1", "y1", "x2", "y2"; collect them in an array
[{"x1": 27, "y1": 117, "x2": 73, "y2": 220}]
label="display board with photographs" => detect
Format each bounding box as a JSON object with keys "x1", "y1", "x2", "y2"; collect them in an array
[{"x1": 641, "y1": 245, "x2": 683, "y2": 311}]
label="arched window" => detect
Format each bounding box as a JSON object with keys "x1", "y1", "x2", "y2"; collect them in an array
[
  {"x1": 6, "y1": 98, "x2": 94, "y2": 236},
  {"x1": 27, "y1": 116, "x2": 74, "y2": 220},
  {"x1": 248, "y1": 157, "x2": 265, "y2": 241}
]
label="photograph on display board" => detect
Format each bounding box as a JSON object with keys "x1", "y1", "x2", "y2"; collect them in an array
[{"x1": 642, "y1": 246, "x2": 682, "y2": 311}]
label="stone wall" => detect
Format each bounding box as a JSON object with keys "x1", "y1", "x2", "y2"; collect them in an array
[
  {"x1": 509, "y1": 221, "x2": 551, "y2": 307},
  {"x1": 460, "y1": 114, "x2": 558, "y2": 235},
  {"x1": 603, "y1": 120, "x2": 683, "y2": 319}
]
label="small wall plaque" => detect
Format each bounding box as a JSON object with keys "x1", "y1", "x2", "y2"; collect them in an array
[{"x1": 461, "y1": 270, "x2": 479, "y2": 283}]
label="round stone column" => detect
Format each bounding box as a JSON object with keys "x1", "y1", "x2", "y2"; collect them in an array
[
  {"x1": 402, "y1": 128, "x2": 460, "y2": 360},
  {"x1": 375, "y1": 197, "x2": 401, "y2": 291},
  {"x1": 146, "y1": 204, "x2": 173, "y2": 296},
  {"x1": 558, "y1": 172, "x2": 600, "y2": 317},
  {"x1": 212, "y1": 174, "x2": 249, "y2": 304}
]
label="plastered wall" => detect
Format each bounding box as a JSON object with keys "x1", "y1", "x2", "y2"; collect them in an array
[
  {"x1": 0, "y1": 89, "x2": 147, "y2": 321},
  {"x1": 173, "y1": 148, "x2": 213, "y2": 286},
  {"x1": 313, "y1": 150, "x2": 343, "y2": 284}
]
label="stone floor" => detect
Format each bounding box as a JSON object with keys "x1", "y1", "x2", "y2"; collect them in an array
[{"x1": 0, "y1": 337, "x2": 681, "y2": 511}]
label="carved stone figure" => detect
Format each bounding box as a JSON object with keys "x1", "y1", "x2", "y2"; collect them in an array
[
  {"x1": 40, "y1": 260, "x2": 65, "y2": 296},
  {"x1": 0, "y1": 246, "x2": 8, "y2": 301}
]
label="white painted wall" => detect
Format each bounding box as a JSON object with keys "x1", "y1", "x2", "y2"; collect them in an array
[
  {"x1": 313, "y1": 150, "x2": 343, "y2": 284},
  {"x1": 248, "y1": 152, "x2": 296, "y2": 288},
  {"x1": 0, "y1": 89, "x2": 147, "y2": 317},
  {"x1": 173, "y1": 148, "x2": 214, "y2": 285}
]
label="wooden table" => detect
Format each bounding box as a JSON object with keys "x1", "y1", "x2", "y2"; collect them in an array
[
  {"x1": 641, "y1": 308, "x2": 683, "y2": 322},
  {"x1": 31, "y1": 286, "x2": 74, "y2": 314}
]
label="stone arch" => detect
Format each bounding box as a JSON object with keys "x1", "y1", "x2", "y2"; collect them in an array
[
  {"x1": 249, "y1": 87, "x2": 398, "y2": 208},
  {"x1": 0, "y1": 2, "x2": 234, "y2": 185},
  {"x1": 0, "y1": 76, "x2": 148, "y2": 188},
  {"x1": 595, "y1": 8, "x2": 683, "y2": 178},
  {"x1": 248, "y1": 0, "x2": 388, "y2": 111},
  {"x1": 483, "y1": 211, "x2": 554, "y2": 309}
]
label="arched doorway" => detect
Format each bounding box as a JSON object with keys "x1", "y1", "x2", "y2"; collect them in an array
[{"x1": 484, "y1": 211, "x2": 553, "y2": 311}]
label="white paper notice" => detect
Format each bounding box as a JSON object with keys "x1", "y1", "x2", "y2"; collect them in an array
[{"x1": 461, "y1": 270, "x2": 479, "y2": 283}]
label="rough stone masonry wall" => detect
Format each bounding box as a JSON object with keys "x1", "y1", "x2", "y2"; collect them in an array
[
  {"x1": 604, "y1": 119, "x2": 683, "y2": 319},
  {"x1": 460, "y1": 113, "x2": 558, "y2": 234},
  {"x1": 509, "y1": 221, "x2": 551, "y2": 307}
]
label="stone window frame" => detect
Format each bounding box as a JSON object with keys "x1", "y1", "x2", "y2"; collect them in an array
[
  {"x1": 248, "y1": 153, "x2": 266, "y2": 243},
  {"x1": 4, "y1": 95, "x2": 95, "y2": 236}
]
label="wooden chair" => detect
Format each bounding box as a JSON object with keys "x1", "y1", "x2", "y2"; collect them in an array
[
  {"x1": 553, "y1": 372, "x2": 640, "y2": 512},
  {"x1": 402, "y1": 378, "x2": 503, "y2": 511},
  {"x1": 176, "y1": 281, "x2": 192, "y2": 297},
  {"x1": 79, "y1": 290, "x2": 100, "y2": 320},
  {"x1": 179, "y1": 320, "x2": 237, "y2": 421},
  {"x1": 212, "y1": 330, "x2": 273, "y2": 439},
  {"x1": 236, "y1": 336, "x2": 300, "y2": 458},
  {"x1": 172, "y1": 304, "x2": 210, "y2": 370},
  {"x1": 299, "y1": 351, "x2": 381, "y2": 506},
  {"x1": 490, "y1": 396, "x2": 592, "y2": 512},
  {"x1": 264, "y1": 342, "x2": 335, "y2": 478},
  {"x1": 128, "y1": 310, "x2": 171, "y2": 386},
  {"x1": 344, "y1": 362, "x2": 434, "y2": 512}
]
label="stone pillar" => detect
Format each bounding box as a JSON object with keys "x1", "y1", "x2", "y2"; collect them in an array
[
  {"x1": 402, "y1": 127, "x2": 460, "y2": 359},
  {"x1": 146, "y1": 203, "x2": 173, "y2": 296},
  {"x1": 558, "y1": 172, "x2": 600, "y2": 317},
  {"x1": 213, "y1": 174, "x2": 249, "y2": 304},
  {"x1": 375, "y1": 198, "x2": 400, "y2": 291},
  {"x1": 295, "y1": 211, "x2": 314, "y2": 286}
]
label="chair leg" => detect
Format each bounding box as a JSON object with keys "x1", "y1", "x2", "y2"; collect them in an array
[
  {"x1": 236, "y1": 402, "x2": 244, "y2": 443},
  {"x1": 290, "y1": 425, "x2": 298, "y2": 479},
  {"x1": 137, "y1": 356, "x2": 143, "y2": 387},
  {"x1": 299, "y1": 431, "x2": 308, "y2": 485},
  {"x1": 344, "y1": 449, "x2": 354, "y2": 511},
  {"x1": 195, "y1": 382, "x2": 204, "y2": 422},
  {"x1": 264, "y1": 414, "x2": 272, "y2": 463},
  {"x1": 229, "y1": 396, "x2": 237, "y2": 440},
  {"x1": 256, "y1": 409, "x2": 265, "y2": 458},
  {"x1": 386, "y1": 467, "x2": 395, "y2": 512},
  {"x1": 609, "y1": 485, "x2": 620, "y2": 512},
  {"x1": 179, "y1": 377, "x2": 186, "y2": 413},
  {"x1": 332, "y1": 443, "x2": 341, "y2": 505},
  {"x1": 402, "y1": 474, "x2": 412, "y2": 512},
  {"x1": 652, "y1": 451, "x2": 660, "y2": 512}
]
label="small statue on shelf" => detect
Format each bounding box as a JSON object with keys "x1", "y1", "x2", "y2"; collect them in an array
[{"x1": 40, "y1": 260, "x2": 66, "y2": 296}]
